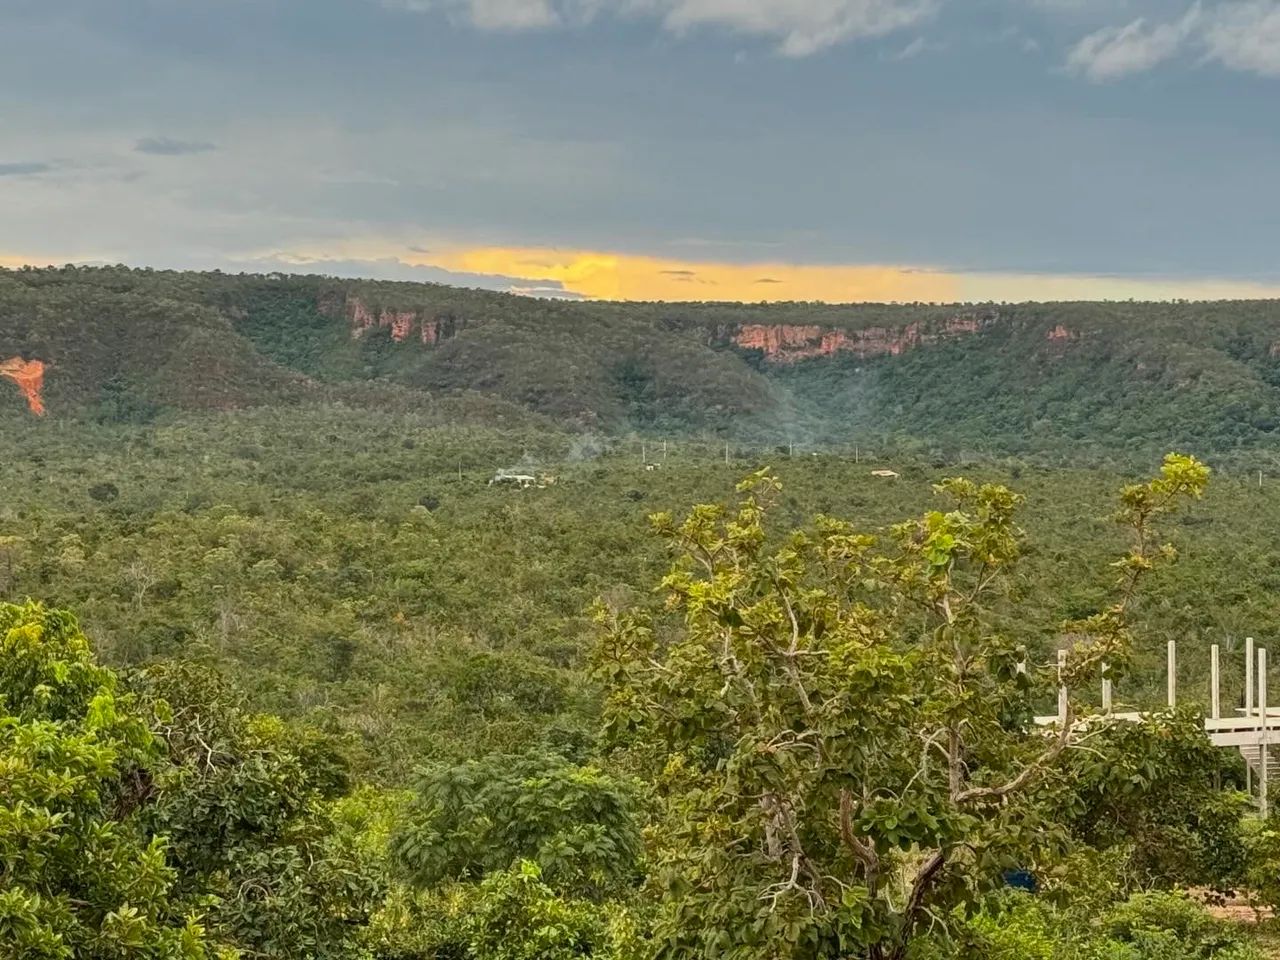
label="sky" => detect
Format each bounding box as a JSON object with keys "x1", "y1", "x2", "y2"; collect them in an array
[{"x1": 2, "y1": 0, "x2": 1280, "y2": 302}]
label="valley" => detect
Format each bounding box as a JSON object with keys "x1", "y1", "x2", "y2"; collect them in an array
[{"x1": 6, "y1": 267, "x2": 1280, "y2": 958}]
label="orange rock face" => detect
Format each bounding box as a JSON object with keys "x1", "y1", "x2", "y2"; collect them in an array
[
  {"x1": 0, "y1": 357, "x2": 46, "y2": 416},
  {"x1": 730, "y1": 314, "x2": 991, "y2": 363},
  {"x1": 337, "y1": 296, "x2": 464, "y2": 346},
  {"x1": 1046, "y1": 324, "x2": 1075, "y2": 343}
]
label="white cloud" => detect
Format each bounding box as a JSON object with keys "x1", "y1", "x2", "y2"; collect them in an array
[
  {"x1": 387, "y1": 0, "x2": 559, "y2": 27},
  {"x1": 1066, "y1": 0, "x2": 1280, "y2": 80},
  {"x1": 468, "y1": 0, "x2": 559, "y2": 28},
  {"x1": 387, "y1": 0, "x2": 939, "y2": 54},
  {"x1": 1203, "y1": 0, "x2": 1280, "y2": 75},
  {"x1": 640, "y1": 0, "x2": 941, "y2": 57},
  {"x1": 888, "y1": 35, "x2": 946, "y2": 59},
  {"x1": 1066, "y1": 4, "x2": 1201, "y2": 81}
]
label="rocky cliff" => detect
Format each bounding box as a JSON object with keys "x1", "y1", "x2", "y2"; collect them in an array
[
  {"x1": 323, "y1": 293, "x2": 470, "y2": 346},
  {"x1": 0, "y1": 357, "x2": 45, "y2": 415},
  {"x1": 719, "y1": 312, "x2": 996, "y2": 363}
]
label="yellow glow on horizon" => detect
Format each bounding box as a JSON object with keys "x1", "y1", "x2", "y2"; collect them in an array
[
  {"x1": 0, "y1": 253, "x2": 98, "y2": 270},
  {"x1": 0, "y1": 254, "x2": 44, "y2": 269},
  {"x1": 8, "y1": 244, "x2": 1279, "y2": 304},
  {"x1": 415, "y1": 246, "x2": 1280, "y2": 304},
  {"x1": 428, "y1": 246, "x2": 963, "y2": 303}
]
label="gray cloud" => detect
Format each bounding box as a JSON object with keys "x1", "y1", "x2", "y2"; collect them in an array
[
  {"x1": 3, "y1": 0, "x2": 1280, "y2": 290},
  {"x1": 0, "y1": 161, "x2": 52, "y2": 176},
  {"x1": 135, "y1": 136, "x2": 218, "y2": 156},
  {"x1": 507, "y1": 284, "x2": 591, "y2": 299}
]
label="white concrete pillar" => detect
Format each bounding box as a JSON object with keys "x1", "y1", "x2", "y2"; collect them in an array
[
  {"x1": 1167, "y1": 640, "x2": 1177, "y2": 708},
  {"x1": 1248, "y1": 638, "x2": 1256, "y2": 716},
  {"x1": 1261, "y1": 648, "x2": 1269, "y2": 818},
  {"x1": 1057, "y1": 649, "x2": 1068, "y2": 724},
  {"x1": 1102, "y1": 661, "x2": 1112, "y2": 715},
  {"x1": 1211, "y1": 644, "x2": 1221, "y2": 720}
]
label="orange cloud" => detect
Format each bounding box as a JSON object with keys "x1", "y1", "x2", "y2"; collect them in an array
[
  {"x1": 430, "y1": 246, "x2": 961, "y2": 302},
  {"x1": 423, "y1": 245, "x2": 1280, "y2": 303}
]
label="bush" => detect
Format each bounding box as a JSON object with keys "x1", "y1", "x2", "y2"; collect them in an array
[
  {"x1": 921, "y1": 891, "x2": 1260, "y2": 960},
  {"x1": 1243, "y1": 814, "x2": 1280, "y2": 915},
  {"x1": 368, "y1": 862, "x2": 647, "y2": 960},
  {"x1": 1102, "y1": 891, "x2": 1257, "y2": 960}
]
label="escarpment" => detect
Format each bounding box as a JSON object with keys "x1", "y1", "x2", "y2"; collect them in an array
[
  {"x1": 321, "y1": 293, "x2": 471, "y2": 346},
  {"x1": 714, "y1": 311, "x2": 998, "y2": 363},
  {"x1": 0, "y1": 357, "x2": 45, "y2": 415}
]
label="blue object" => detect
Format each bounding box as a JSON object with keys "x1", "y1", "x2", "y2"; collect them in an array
[{"x1": 1003, "y1": 869, "x2": 1038, "y2": 893}]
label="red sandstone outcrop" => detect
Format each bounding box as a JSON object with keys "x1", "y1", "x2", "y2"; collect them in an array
[
  {"x1": 1046, "y1": 324, "x2": 1076, "y2": 343},
  {"x1": 726, "y1": 312, "x2": 995, "y2": 363},
  {"x1": 0, "y1": 357, "x2": 46, "y2": 415},
  {"x1": 327, "y1": 294, "x2": 467, "y2": 346}
]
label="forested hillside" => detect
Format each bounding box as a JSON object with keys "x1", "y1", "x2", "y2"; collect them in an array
[{"x1": 6, "y1": 265, "x2": 1280, "y2": 457}]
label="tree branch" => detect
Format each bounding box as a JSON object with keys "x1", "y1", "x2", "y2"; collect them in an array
[
  {"x1": 839, "y1": 789, "x2": 880, "y2": 895},
  {"x1": 954, "y1": 700, "x2": 1074, "y2": 804},
  {"x1": 888, "y1": 849, "x2": 947, "y2": 960}
]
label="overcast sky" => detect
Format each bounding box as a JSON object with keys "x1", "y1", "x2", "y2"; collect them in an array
[{"x1": 3, "y1": 0, "x2": 1280, "y2": 301}]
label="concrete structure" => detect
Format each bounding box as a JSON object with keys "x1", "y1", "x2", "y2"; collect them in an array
[{"x1": 1036, "y1": 639, "x2": 1278, "y2": 816}]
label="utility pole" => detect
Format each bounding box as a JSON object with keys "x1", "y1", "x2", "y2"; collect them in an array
[
  {"x1": 663, "y1": 440, "x2": 667, "y2": 462},
  {"x1": 724, "y1": 441, "x2": 730, "y2": 465}
]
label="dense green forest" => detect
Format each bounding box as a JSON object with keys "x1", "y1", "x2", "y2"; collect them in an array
[
  {"x1": 8, "y1": 267, "x2": 1280, "y2": 957},
  {"x1": 7, "y1": 264, "x2": 1280, "y2": 457},
  {"x1": 6, "y1": 410, "x2": 1280, "y2": 776}
]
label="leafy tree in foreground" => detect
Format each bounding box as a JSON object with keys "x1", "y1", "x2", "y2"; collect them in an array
[
  {"x1": 0, "y1": 602, "x2": 208, "y2": 959},
  {"x1": 595, "y1": 455, "x2": 1209, "y2": 960},
  {"x1": 382, "y1": 752, "x2": 646, "y2": 959},
  {"x1": 391, "y1": 752, "x2": 643, "y2": 900},
  {"x1": 1055, "y1": 709, "x2": 1249, "y2": 892},
  {"x1": 136, "y1": 662, "x2": 382, "y2": 960}
]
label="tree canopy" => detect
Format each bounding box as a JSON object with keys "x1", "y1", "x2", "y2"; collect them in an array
[{"x1": 595, "y1": 456, "x2": 1210, "y2": 959}]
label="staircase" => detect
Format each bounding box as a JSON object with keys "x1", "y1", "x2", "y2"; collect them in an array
[{"x1": 1239, "y1": 743, "x2": 1280, "y2": 803}]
